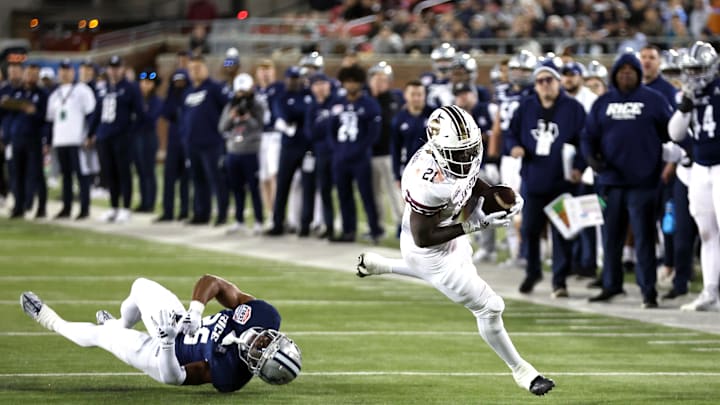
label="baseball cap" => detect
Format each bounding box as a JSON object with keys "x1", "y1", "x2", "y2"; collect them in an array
[
  {"x1": 533, "y1": 62, "x2": 561, "y2": 81},
  {"x1": 233, "y1": 73, "x2": 254, "y2": 92},
  {"x1": 172, "y1": 70, "x2": 189, "y2": 82},
  {"x1": 452, "y1": 82, "x2": 473, "y2": 95},
  {"x1": 309, "y1": 73, "x2": 330, "y2": 85},
  {"x1": 40, "y1": 67, "x2": 56, "y2": 80},
  {"x1": 59, "y1": 58, "x2": 72, "y2": 69},
  {"x1": 108, "y1": 55, "x2": 122, "y2": 67},
  {"x1": 285, "y1": 66, "x2": 301, "y2": 78},
  {"x1": 561, "y1": 61, "x2": 584, "y2": 76}
]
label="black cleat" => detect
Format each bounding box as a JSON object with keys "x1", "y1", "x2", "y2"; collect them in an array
[
  {"x1": 661, "y1": 289, "x2": 687, "y2": 300},
  {"x1": 529, "y1": 375, "x2": 555, "y2": 396},
  {"x1": 356, "y1": 254, "x2": 369, "y2": 278},
  {"x1": 588, "y1": 289, "x2": 625, "y2": 303},
  {"x1": 519, "y1": 275, "x2": 542, "y2": 294}
]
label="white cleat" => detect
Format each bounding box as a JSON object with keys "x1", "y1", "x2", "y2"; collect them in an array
[
  {"x1": 99, "y1": 209, "x2": 118, "y2": 223},
  {"x1": 20, "y1": 291, "x2": 60, "y2": 331},
  {"x1": 356, "y1": 252, "x2": 390, "y2": 278},
  {"x1": 680, "y1": 292, "x2": 720, "y2": 312},
  {"x1": 115, "y1": 208, "x2": 131, "y2": 223}
]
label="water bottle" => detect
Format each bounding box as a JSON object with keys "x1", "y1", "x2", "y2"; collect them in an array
[{"x1": 662, "y1": 200, "x2": 675, "y2": 234}]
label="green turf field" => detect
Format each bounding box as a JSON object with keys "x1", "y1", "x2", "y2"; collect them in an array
[{"x1": 1, "y1": 219, "x2": 718, "y2": 404}]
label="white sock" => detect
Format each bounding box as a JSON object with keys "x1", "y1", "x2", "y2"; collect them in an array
[
  {"x1": 118, "y1": 296, "x2": 142, "y2": 329},
  {"x1": 699, "y1": 228, "x2": 720, "y2": 300},
  {"x1": 476, "y1": 315, "x2": 525, "y2": 371},
  {"x1": 622, "y1": 245, "x2": 635, "y2": 263}
]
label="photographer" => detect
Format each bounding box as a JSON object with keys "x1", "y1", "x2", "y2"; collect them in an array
[{"x1": 218, "y1": 73, "x2": 265, "y2": 234}]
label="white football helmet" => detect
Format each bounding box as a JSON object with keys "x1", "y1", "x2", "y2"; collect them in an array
[
  {"x1": 426, "y1": 105, "x2": 483, "y2": 178},
  {"x1": 583, "y1": 60, "x2": 608, "y2": 84},
  {"x1": 508, "y1": 50, "x2": 537, "y2": 87},
  {"x1": 680, "y1": 41, "x2": 718, "y2": 94},
  {"x1": 238, "y1": 327, "x2": 302, "y2": 385},
  {"x1": 431, "y1": 42, "x2": 456, "y2": 76}
]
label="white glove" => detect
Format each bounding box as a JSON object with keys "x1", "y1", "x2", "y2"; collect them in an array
[
  {"x1": 152, "y1": 309, "x2": 179, "y2": 345},
  {"x1": 507, "y1": 194, "x2": 524, "y2": 217},
  {"x1": 461, "y1": 202, "x2": 511, "y2": 234},
  {"x1": 180, "y1": 300, "x2": 204, "y2": 337},
  {"x1": 662, "y1": 142, "x2": 683, "y2": 163},
  {"x1": 483, "y1": 163, "x2": 500, "y2": 185}
]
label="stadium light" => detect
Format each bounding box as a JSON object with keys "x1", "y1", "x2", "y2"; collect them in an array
[
  {"x1": 78, "y1": 19, "x2": 87, "y2": 31},
  {"x1": 236, "y1": 10, "x2": 249, "y2": 20},
  {"x1": 29, "y1": 18, "x2": 39, "y2": 30},
  {"x1": 88, "y1": 19, "x2": 99, "y2": 30}
]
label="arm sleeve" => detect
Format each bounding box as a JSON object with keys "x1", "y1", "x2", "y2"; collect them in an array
[
  {"x1": 668, "y1": 110, "x2": 691, "y2": 142},
  {"x1": 156, "y1": 342, "x2": 187, "y2": 385},
  {"x1": 572, "y1": 104, "x2": 588, "y2": 171},
  {"x1": 218, "y1": 104, "x2": 233, "y2": 134}
]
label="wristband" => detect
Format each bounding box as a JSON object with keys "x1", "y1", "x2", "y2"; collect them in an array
[{"x1": 189, "y1": 300, "x2": 205, "y2": 314}]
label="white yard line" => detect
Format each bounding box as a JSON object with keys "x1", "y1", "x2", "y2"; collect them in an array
[
  {"x1": 2, "y1": 371, "x2": 720, "y2": 378},
  {"x1": 2, "y1": 331, "x2": 698, "y2": 337},
  {"x1": 647, "y1": 340, "x2": 720, "y2": 345}
]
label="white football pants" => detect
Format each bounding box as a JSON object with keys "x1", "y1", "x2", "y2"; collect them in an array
[
  {"x1": 688, "y1": 163, "x2": 720, "y2": 298},
  {"x1": 49, "y1": 278, "x2": 186, "y2": 384}
]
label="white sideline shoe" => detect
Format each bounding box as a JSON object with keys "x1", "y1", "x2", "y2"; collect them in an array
[
  {"x1": 115, "y1": 208, "x2": 131, "y2": 223},
  {"x1": 99, "y1": 209, "x2": 118, "y2": 223},
  {"x1": 681, "y1": 291, "x2": 720, "y2": 312}
]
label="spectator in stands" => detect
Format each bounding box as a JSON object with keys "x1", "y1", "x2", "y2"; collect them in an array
[
  {"x1": 219, "y1": 73, "x2": 265, "y2": 235},
  {"x1": 186, "y1": 0, "x2": 217, "y2": 21},
  {"x1": 265, "y1": 67, "x2": 314, "y2": 236},
  {"x1": 253, "y1": 59, "x2": 283, "y2": 226},
  {"x1": 367, "y1": 61, "x2": 403, "y2": 234},
  {"x1": 304, "y1": 73, "x2": 337, "y2": 239},
  {"x1": 329, "y1": 64, "x2": 384, "y2": 243},
  {"x1": 371, "y1": 23, "x2": 404, "y2": 54},
  {"x1": 183, "y1": 55, "x2": 229, "y2": 226},
  {"x1": 46, "y1": 59, "x2": 96, "y2": 220},
  {"x1": 156, "y1": 70, "x2": 190, "y2": 222},
  {"x1": 689, "y1": 0, "x2": 711, "y2": 38},
  {"x1": 342, "y1": 0, "x2": 376, "y2": 20},
  {"x1": 508, "y1": 63, "x2": 587, "y2": 297},
  {"x1": 133, "y1": 70, "x2": 163, "y2": 213},
  {"x1": 189, "y1": 24, "x2": 210, "y2": 56},
  {"x1": 90, "y1": 55, "x2": 144, "y2": 223},
  {"x1": 581, "y1": 51, "x2": 672, "y2": 309},
  {"x1": 6, "y1": 64, "x2": 48, "y2": 219}
]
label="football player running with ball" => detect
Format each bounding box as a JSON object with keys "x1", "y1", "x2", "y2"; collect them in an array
[
  {"x1": 357, "y1": 105, "x2": 555, "y2": 395},
  {"x1": 20, "y1": 274, "x2": 301, "y2": 392}
]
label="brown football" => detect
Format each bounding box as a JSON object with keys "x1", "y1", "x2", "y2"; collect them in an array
[{"x1": 479, "y1": 185, "x2": 517, "y2": 214}]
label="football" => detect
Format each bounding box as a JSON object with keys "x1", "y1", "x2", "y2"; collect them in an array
[{"x1": 479, "y1": 185, "x2": 517, "y2": 214}]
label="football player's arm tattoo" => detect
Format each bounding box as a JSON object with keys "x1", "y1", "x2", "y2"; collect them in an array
[
  {"x1": 191, "y1": 274, "x2": 255, "y2": 309},
  {"x1": 182, "y1": 361, "x2": 212, "y2": 385}
]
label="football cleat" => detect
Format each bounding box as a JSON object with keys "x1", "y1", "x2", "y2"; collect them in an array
[
  {"x1": 529, "y1": 375, "x2": 556, "y2": 396},
  {"x1": 20, "y1": 291, "x2": 43, "y2": 320},
  {"x1": 680, "y1": 292, "x2": 720, "y2": 312},
  {"x1": 356, "y1": 254, "x2": 370, "y2": 278},
  {"x1": 96, "y1": 310, "x2": 115, "y2": 325},
  {"x1": 20, "y1": 291, "x2": 60, "y2": 331}
]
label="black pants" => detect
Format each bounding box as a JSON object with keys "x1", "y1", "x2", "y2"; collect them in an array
[
  {"x1": 56, "y1": 146, "x2": 90, "y2": 214},
  {"x1": 272, "y1": 146, "x2": 314, "y2": 233},
  {"x1": 226, "y1": 153, "x2": 263, "y2": 223},
  {"x1": 161, "y1": 141, "x2": 189, "y2": 219},
  {"x1": 11, "y1": 140, "x2": 46, "y2": 215},
  {"x1": 0, "y1": 145, "x2": 8, "y2": 198},
  {"x1": 97, "y1": 136, "x2": 132, "y2": 209}
]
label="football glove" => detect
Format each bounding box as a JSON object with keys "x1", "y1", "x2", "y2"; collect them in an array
[
  {"x1": 180, "y1": 300, "x2": 204, "y2": 337},
  {"x1": 152, "y1": 309, "x2": 179, "y2": 345},
  {"x1": 461, "y1": 202, "x2": 511, "y2": 234},
  {"x1": 507, "y1": 194, "x2": 524, "y2": 217}
]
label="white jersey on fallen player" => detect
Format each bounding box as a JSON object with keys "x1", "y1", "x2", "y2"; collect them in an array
[{"x1": 401, "y1": 144, "x2": 466, "y2": 254}]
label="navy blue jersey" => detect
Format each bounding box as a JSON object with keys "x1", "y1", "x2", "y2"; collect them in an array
[
  {"x1": 390, "y1": 106, "x2": 432, "y2": 180},
  {"x1": 582, "y1": 87, "x2": 672, "y2": 188},
  {"x1": 274, "y1": 88, "x2": 313, "y2": 150},
  {"x1": 470, "y1": 101, "x2": 493, "y2": 134},
  {"x1": 371, "y1": 88, "x2": 404, "y2": 156},
  {"x1": 0, "y1": 83, "x2": 22, "y2": 144},
  {"x1": 493, "y1": 82, "x2": 512, "y2": 104},
  {"x1": 94, "y1": 79, "x2": 144, "y2": 140},
  {"x1": 160, "y1": 87, "x2": 186, "y2": 147},
  {"x1": 138, "y1": 95, "x2": 163, "y2": 136},
  {"x1": 255, "y1": 81, "x2": 284, "y2": 132},
  {"x1": 329, "y1": 94, "x2": 382, "y2": 162},
  {"x1": 686, "y1": 78, "x2": 720, "y2": 166},
  {"x1": 498, "y1": 86, "x2": 535, "y2": 154},
  {"x1": 304, "y1": 95, "x2": 337, "y2": 155},
  {"x1": 5, "y1": 85, "x2": 47, "y2": 146},
  {"x1": 646, "y1": 75, "x2": 678, "y2": 109},
  {"x1": 508, "y1": 92, "x2": 587, "y2": 195},
  {"x1": 181, "y1": 79, "x2": 226, "y2": 148},
  {"x1": 174, "y1": 300, "x2": 281, "y2": 393}
]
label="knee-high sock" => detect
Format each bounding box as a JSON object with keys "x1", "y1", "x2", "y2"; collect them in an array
[{"x1": 475, "y1": 315, "x2": 524, "y2": 371}]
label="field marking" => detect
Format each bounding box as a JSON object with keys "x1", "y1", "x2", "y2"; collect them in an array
[
  {"x1": 2, "y1": 371, "x2": 720, "y2": 378},
  {"x1": 690, "y1": 348, "x2": 720, "y2": 352},
  {"x1": 0, "y1": 331, "x2": 699, "y2": 337},
  {"x1": 648, "y1": 340, "x2": 720, "y2": 345}
]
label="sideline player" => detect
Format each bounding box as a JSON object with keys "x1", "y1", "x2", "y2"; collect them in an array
[
  {"x1": 668, "y1": 41, "x2": 720, "y2": 311},
  {"x1": 20, "y1": 274, "x2": 301, "y2": 391},
  {"x1": 356, "y1": 105, "x2": 555, "y2": 396}
]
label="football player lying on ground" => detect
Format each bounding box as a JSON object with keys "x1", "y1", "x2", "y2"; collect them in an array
[
  {"x1": 357, "y1": 105, "x2": 555, "y2": 396},
  {"x1": 20, "y1": 274, "x2": 302, "y2": 392}
]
